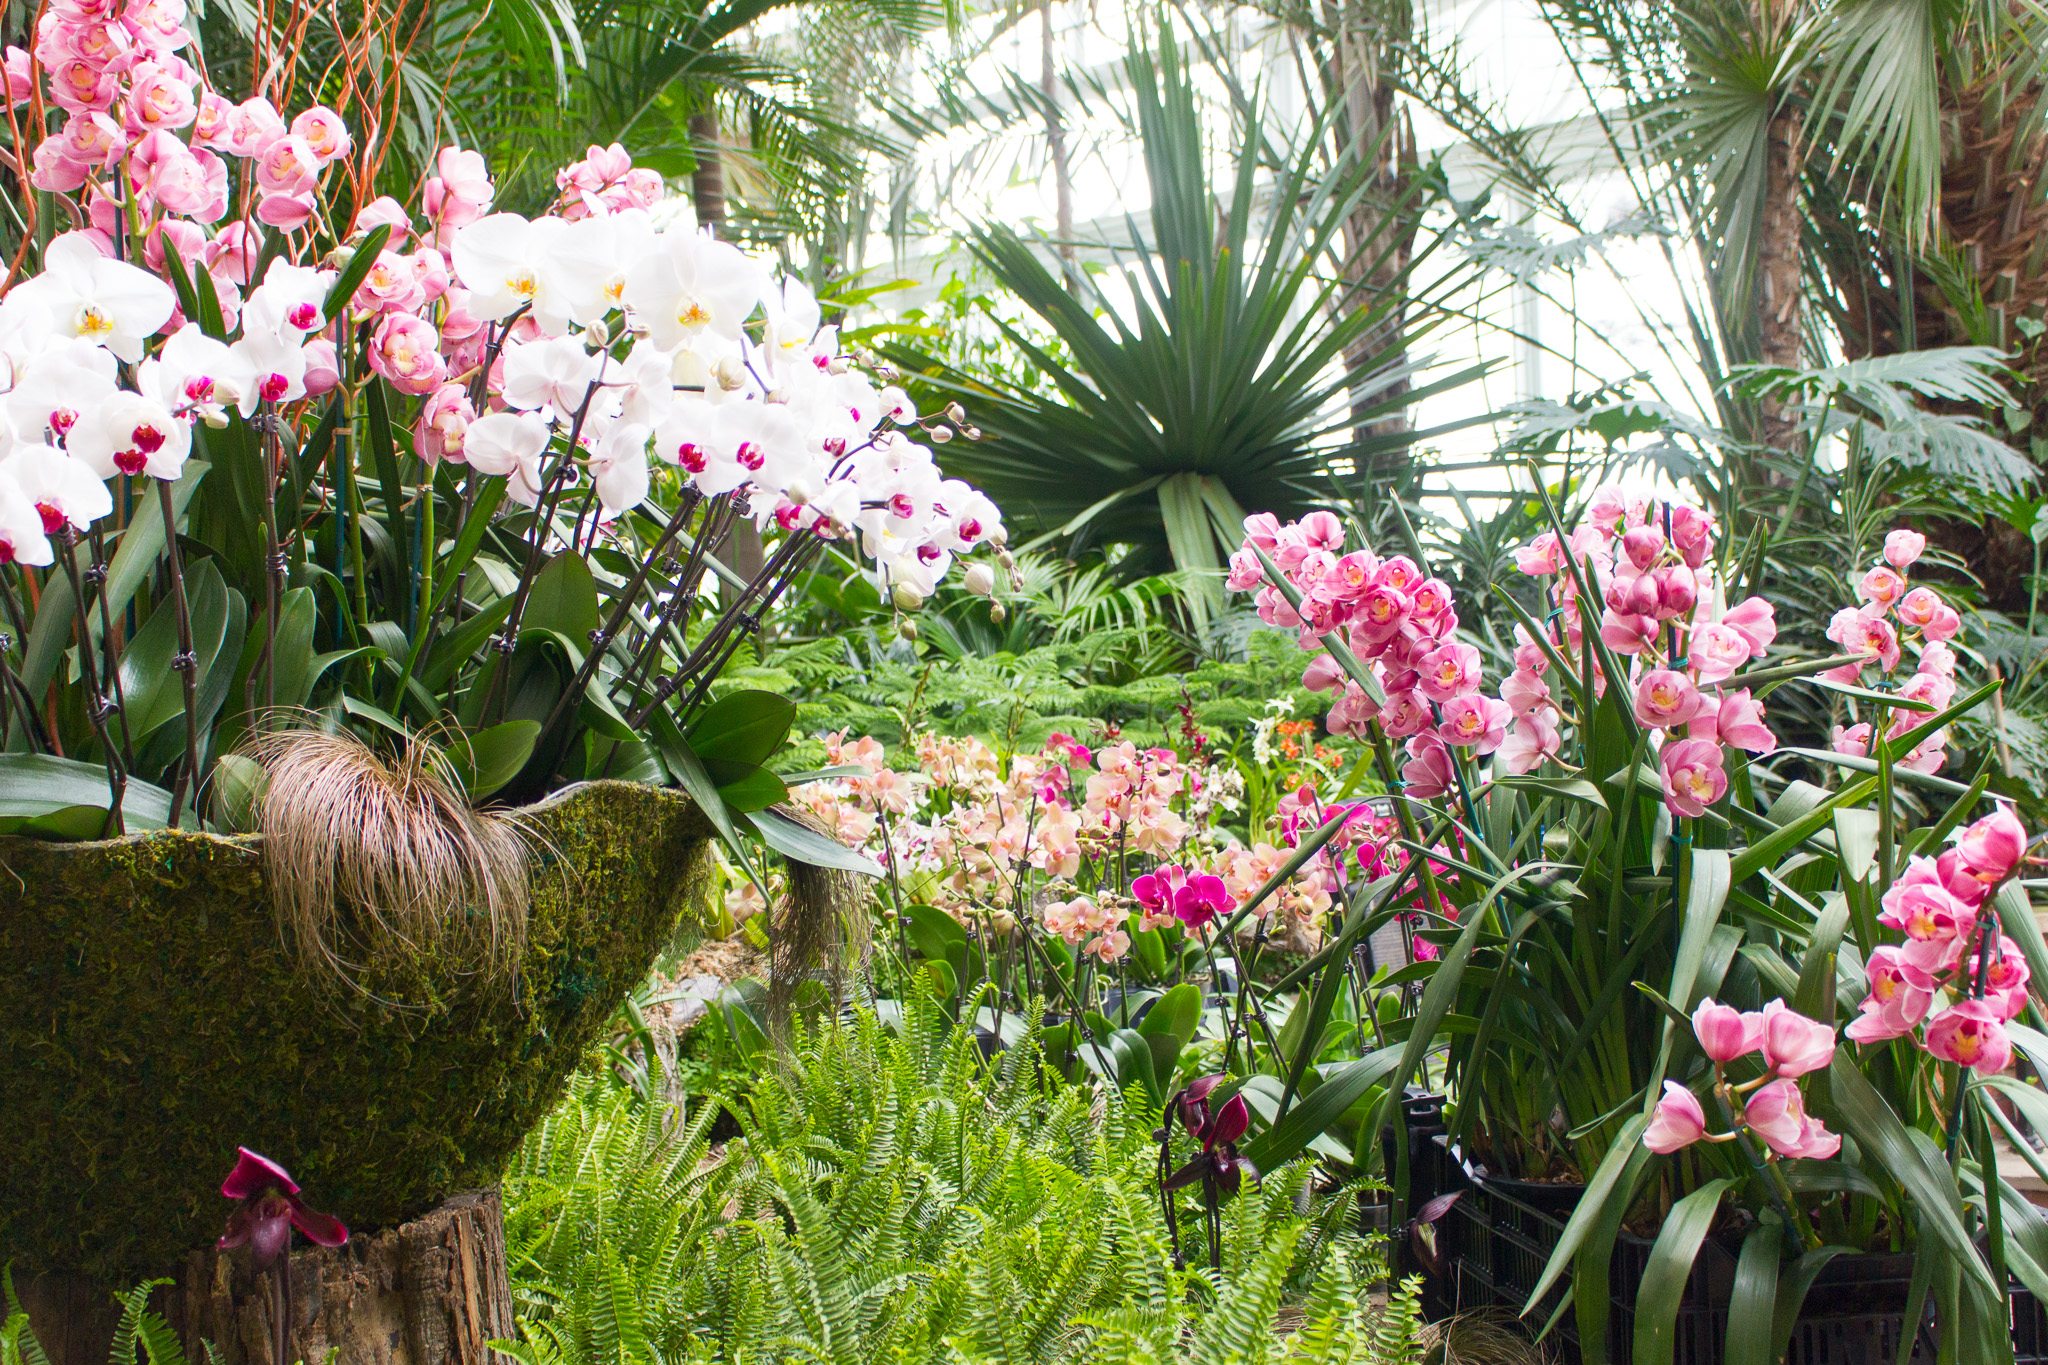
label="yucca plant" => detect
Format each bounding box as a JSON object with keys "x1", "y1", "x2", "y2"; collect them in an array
[{"x1": 900, "y1": 37, "x2": 1489, "y2": 623}]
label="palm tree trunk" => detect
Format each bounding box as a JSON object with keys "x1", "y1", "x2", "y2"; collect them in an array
[
  {"x1": 1042, "y1": 0, "x2": 1076, "y2": 277},
  {"x1": 1756, "y1": 97, "x2": 1806, "y2": 454},
  {"x1": 690, "y1": 110, "x2": 726, "y2": 231},
  {"x1": 1317, "y1": 0, "x2": 1418, "y2": 488}
]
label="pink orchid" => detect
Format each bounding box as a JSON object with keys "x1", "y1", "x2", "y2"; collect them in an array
[
  {"x1": 1660, "y1": 737, "x2": 1727, "y2": 818},
  {"x1": 1758, "y1": 1000, "x2": 1836, "y2": 1078},
  {"x1": 217, "y1": 1147, "x2": 348, "y2": 1268},
  {"x1": 1634, "y1": 669, "x2": 1703, "y2": 730},
  {"x1": 1924, "y1": 1001, "x2": 2013, "y2": 1072},
  {"x1": 1644, "y1": 1082, "x2": 1708, "y2": 1154},
  {"x1": 1714, "y1": 688, "x2": 1775, "y2": 754},
  {"x1": 1692, "y1": 999, "x2": 1763, "y2": 1062},
  {"x1": 1958, "y1": 806, "x2": 2028, "y2": 886}
]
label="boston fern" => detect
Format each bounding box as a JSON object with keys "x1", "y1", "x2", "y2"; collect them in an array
[{"x1": 496, "y1": 991, "x2": 1426, "y2": 1365}]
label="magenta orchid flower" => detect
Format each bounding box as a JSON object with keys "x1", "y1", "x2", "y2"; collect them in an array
[
  {"x1": 1131, "y1": 865, "x2": 1234, "y2": 929},
  {"x1": 217, "y1": 1147, "x2": 348, "y2": 1268}
]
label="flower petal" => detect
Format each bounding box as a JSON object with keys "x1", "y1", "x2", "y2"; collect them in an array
[
  {"x1": 287, "y1": 1195, "x2": 349, "y2": 1248},
  {"x1": 220, "y1": 1147, "x2": 298, "y2": 1199}
]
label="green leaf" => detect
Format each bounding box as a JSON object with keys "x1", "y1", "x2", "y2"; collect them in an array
[
  {"x1": 20, "y1": 461, "x2": 208, "y2": 699},
  {"x1": 323, "y1": 224, "x2": 393, "y2": 316},
  {"x1": 1827, "y1": 1057, "x2": 1998, "y2": 1297},
  {"x1": 1725, "y1": 1223, "x2": 1782, "y2": 1365},
  {"x1": 0, "y1": 755, "x2": 174, "y2": 836},
  {"x1": 1138, "y1": 981, "x2": 1203, "y2": 1081},
  {"x1": 714, "y1": 764, "x2": 789, "y2": 813},
  {"x1": 522, "y1": 552, "x2": 601, "y2": 639},
  {"x1": 1633, "y1": 1178, "x2": 1734, "y2": 1365},
  {"x1": 1240, "y1": 1046, "x2": 1403, "y2": 1171},
  {"x1": 447, "y1": 720, "x2": 540, "y2": 800},
  {"x1": 1769, "y1": 1247, "x2": 1848, "y2": 1362},
  {"x1": 686, "y1": 689, "x2": 797, "y2": 770},
  {"x1": 746, "y1": 805, "x2": 881, "y2": 877},
  {"x1": 903, "y1": 902, "x2": 969, "y2": 972}
]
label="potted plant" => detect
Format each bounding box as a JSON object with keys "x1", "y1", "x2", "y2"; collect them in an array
[
  {"x1": 0, "y1": 10, "x2": 1007, "y2": 1353},
  {"x1": 1226, "y1": 487, "x2": 2048, "y2": 1363}
]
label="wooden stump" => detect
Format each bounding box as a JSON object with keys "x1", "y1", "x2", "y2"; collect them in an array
[{"x1": 21, "y1": 1191, "x2": 515, "y2": 1365}]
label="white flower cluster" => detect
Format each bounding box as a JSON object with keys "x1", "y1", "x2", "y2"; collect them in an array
[{"x1": 0, "y1": 197, "x2": 1003, "y2": 600}]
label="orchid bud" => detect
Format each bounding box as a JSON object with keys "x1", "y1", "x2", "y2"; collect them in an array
[
  {"x1": 929, "y1": 424, "x2": 953, "y2": 443},
  {"x1": 963, "y1": 563, "x2": 996, "y2": 597},
  {"x1": 891, "y1": 584, "x2": 926, "y2": 611},
  {"x1": 582, "y1": 317, "x2": 612, "y2": 349},
  {"x1": 713, "y1": 356, "x2": 747, "y2": 391},
  {"x1": 323, "y1": 243, "x2": 357, "y2": 272},
  {"x1": 963, "y1": 425, "x2": 983, "y2": 441},
  {"x1": 945, "y1": 401, "x2": 966, "y2": 424},
  {"x1": 1620, "y1": 525, "x2": 1665, "y2": 571},
  {"x1": 784, "y1": 476, "x2": 815, "y2": 506},
  {"x1": 990, "y1": 601, "x2": 1007, "y2": 622},
  {"x1": 827, "y1": 357, "x2": 849, "y2": 375},
  {"x1": 897, "y1": 617, "x2": 919, "y2": 640}
]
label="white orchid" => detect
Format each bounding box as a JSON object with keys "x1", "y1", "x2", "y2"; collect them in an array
[
  {"x1": 67, "y1": 392, "x2": 191, "y2": 480},
  {"x1": 620, "y1": 228, "x2": 766, "y2": 352},
  {"x1": 241, "y1": 260, "x2": 335, "y2": 336},
  {"x1": 3, "y1": 234, "x2": 175, "y2": 362},
  {"x1": 587, "y1": 423, "x2": 651, "y2": 516},
  {"x1": 500, "y1": 336, "x2": 604, "y2": 415},
  {"x1": 465, "y1": 409, "x2": 552, "y2": 507},
  {"x1": 139, "y1": 324, "x2": 258, "y2": 421},
  {"x1": 3, "y1": 340, "x2": 119, "y2": 447},
  {"x1": 449, "y1": 213, "x2": 593, "y2": 331},
  {"x1": 2, "y1": 445, "x2": 113, "y2": 534},
  {"x1": 0, "y1": 466, "x2": 54, "y2": 567}
]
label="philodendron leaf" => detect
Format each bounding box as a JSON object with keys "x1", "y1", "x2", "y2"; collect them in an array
[
  {"x1": 746, "y1": 805, "x2": 881, "y2": 877},
  {"x1": 0, "y1": 755, "x2": 173, "y2": 836},
  {"x1": 448, "y1": 720, "x2": 541, "y2": 800},
  {"x1": 687, "y1": 690, "x2": 797, "y2": 770}
]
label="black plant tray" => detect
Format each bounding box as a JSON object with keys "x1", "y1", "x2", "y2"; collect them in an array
[{"x1": 1406, "y1": 1135, "x2": 2048, "y2": 1365}]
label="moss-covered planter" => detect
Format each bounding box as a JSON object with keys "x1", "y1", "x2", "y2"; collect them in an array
[{"x1": 0, "y1": 780, "x2": 711, "y2": 1281}]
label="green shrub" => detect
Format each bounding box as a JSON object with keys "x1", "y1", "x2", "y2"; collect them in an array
[{"x1": 498, "y1": 993, "x2": 1423, "y2": 1364}]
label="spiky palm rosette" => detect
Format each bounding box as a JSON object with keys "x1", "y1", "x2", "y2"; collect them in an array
[{"x1": 0, "y1": 781, "x2": 711, "y2": 1280}]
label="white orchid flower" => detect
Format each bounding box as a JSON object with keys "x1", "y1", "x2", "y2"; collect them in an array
[
  {"x1": 139, "y1": 324, "x2": 258, "y2": 421},
  {"x1": 450, "y1": 213, "x2": 596, "y2": 332},
  {"x1": 500, "y1": 335, "x2": 604, "y2": 415},
  {"x1": 5, "y1": 234, "x2": 175, "y2": 363},
  {"x1": 3, "y1": 340, "x2": 118, "y2": 446},
  {"x1": 620, "y1": 228, "x2": 767, "y2": 352},
  {"x1": 0, "y1": 465, "x2": 55, "y2": 567},
  {"x1": 2, "y1": 445, "x2": 113, "y2": 533},
  {"x1": 67, "y1": 392, "x2": 191, "y2": 480}
]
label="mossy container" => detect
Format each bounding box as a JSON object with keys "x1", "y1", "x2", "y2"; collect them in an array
[{"x1": 0, "y1": 780, "x2": 712, "y2": 1281}]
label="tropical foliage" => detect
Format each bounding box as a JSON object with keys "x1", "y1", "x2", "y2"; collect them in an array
[{"x1": 498, "y1": 990, "x2": 1426, "y2": 1364}]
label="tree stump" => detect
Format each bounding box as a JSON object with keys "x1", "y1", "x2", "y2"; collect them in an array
[{"x1": 20, "y1": 1191, "x2": 515, "y2": 1365}]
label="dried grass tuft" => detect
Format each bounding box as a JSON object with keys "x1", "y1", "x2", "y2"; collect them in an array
[
  {"x1": 245, "y1": 725, "x2": 530, "y2": 991},
  {"x1": 764, "y1": 805, "x2": 872, "y2": 1033}
]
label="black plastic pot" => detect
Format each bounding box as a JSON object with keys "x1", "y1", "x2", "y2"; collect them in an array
[{"x1": 1412, "y1": 1136, "x2": 2047, "y2": 1365}]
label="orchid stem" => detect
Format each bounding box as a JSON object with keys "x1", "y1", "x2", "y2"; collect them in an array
[
  {"x1": 57, "y1": 534, "x2": 126, "y2": 836},
  {"x1": 158, "y1": 479, "x2": 205, "y2": 828}
]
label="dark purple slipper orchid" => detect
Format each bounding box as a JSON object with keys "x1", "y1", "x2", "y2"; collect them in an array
[
  {"x1": 217, "y1": 1148, "x2": 348, "y2": 1269},
  {"x1": 1157, "y1": 1074, "x2": 1259, "y2": 1270}
]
